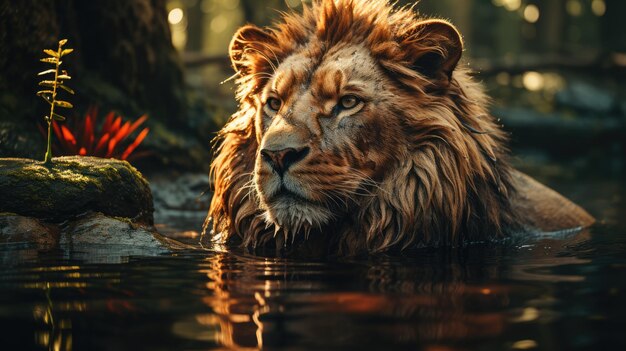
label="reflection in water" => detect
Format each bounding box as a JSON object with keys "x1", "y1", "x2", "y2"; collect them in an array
[
  {"x1": 1, "y1": 224, "x2": 625, "y2": 350},
  {"x1": 32, "y1": 283, "x2": 78, "y2": 351},
  {"x1": 191, "y1": 233, "x2": 594, "y2": 350}
]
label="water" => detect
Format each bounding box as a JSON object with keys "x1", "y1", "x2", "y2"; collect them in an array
[{"x1": 1, "y1": 158, "x2": 625, "y2": 351}]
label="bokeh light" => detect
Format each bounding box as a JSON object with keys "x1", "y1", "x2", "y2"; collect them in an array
[
  {"x1": 211, "y1": 15, "x2": 228, "y2": 33},
  {"x1": 168, "y1": 8, "x2": 184, "y2": 25},
  {"x1": 523, "y1": 5, "x2": 540, "y2": 23},
  {"x1": 502, "y1": 0, "x2": 522, "y2": 11},
  {"x1": 566, "y1": 0, "x2": 583, "y2": 16},
  {"x1": 496, "y1": 72, "x2": 511, "y2": 86},
  {"x1": 522, "y1": 71, "x2": 544, "y2": 92},
  {"x1": 512, "y1": 340, "x2": 539, "y2": 350},
  {"x1": 591, "y1": 0, "x2": 606, "y2": 16}
]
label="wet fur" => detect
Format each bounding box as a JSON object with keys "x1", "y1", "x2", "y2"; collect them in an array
[{"x1": 205, "y1": 0, "x2": 523, "y2": 254}]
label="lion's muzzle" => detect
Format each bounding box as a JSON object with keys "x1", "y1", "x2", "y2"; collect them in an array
[{"x1": 260, "y1": 146, "x2": 310, "y2": 176}]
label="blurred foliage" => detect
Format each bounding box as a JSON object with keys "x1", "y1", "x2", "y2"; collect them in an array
[
  {"x1": 165, "y1": 0, "x2": 625, "y2": 160},
  {"x1": 166, "y1": 0, "x2": 625, "y2": 112},
  {"x1": 167, "y1": 0, "x2": 624, "y2": 58}
]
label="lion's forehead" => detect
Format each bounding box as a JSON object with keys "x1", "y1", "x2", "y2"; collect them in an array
[{"x1": 270, "y1": 44, "x2": 383, "y2": 100}]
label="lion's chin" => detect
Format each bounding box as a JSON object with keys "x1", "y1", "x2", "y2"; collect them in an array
[{"x1": 261, "y1": 195, "x2": 334, "y2": 236}]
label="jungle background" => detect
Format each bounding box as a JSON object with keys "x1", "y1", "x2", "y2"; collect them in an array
[{"x1": 0, "y1": 0, "x2": 624, "y2": 174}]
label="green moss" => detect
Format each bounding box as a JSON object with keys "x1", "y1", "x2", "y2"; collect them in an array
[
  {"x1": 8, "y1": 163, "x2": 93, "y2": 185},
  {"x1": 0, "y1": 156, "x2": 153, "y2": 224}
]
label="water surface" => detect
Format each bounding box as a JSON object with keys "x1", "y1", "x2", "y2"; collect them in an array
[{"x1": 1, "y1": 158, "x2": 625, "y2": 351}]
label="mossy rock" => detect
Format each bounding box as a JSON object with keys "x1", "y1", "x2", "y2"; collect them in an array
[{"x1": 0, "y1": 156, "x2": 153, "y2": 224}]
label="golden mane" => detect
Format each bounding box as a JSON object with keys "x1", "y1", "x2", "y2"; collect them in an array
[{"x1": 205, "y1": 0, "x2": 523, "y2": 254}]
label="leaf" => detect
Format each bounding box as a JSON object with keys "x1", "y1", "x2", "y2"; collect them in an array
[
  {"x1": 121, "y1": 128, "x2": 149, "y2": 160},
  {"x1": 36, "y1": 90, "x2": 54, "y2": 96},
  {"x1": 58, "y1": 84, "x2": 75, "y2": 94},
  {"x1": 103, "y1": 112, "x2": 115, "y2": 132},
  {"x1": 40, "y1": 57, "x2": 58, "y2": 64},
  {"x1": 57, "y1": 74, "x2": 71, "y2": 80},
  {"x1": 52, "y1": 121, "x2": 77, "y2": 154},
  {"x1": 37, "y1": 91, "x2": 53, "y2": 104},
  {"x1": 94, "y1": 133, "x2": 110, "y2": 155},
  {"x1": 37, "y1": 69, "x2": 56, "y2": 76},
  {"x1": 110, "y1": 116, "x2": 122, "y2": 133},
  {"x1": 52, "y1": 121, "x2": 67, "y2": 151},
  {"x1": 44, "y1": 49, "x2": 59, "y2": 57},
  {"x1": 107, "y1": 137, "x2": 118, "y2": 157},
  {"x1": 54, "y1": 100, "x2": 73, "y2": 108},
  {"x1": 127, "y1": 114, "x2": 148, "y2": 135},
  {"x1": 52, "y1": 113, "x2": 66, "y2": 121},
  {"x1": 60, "y1": 125, "x2": 77, "y2": 154},
  {"x1": 112, "y1": 121, "x2": 132, "y2": 144},
  {"x1": 39, "y1": 97, "x2": 52, "y2": 105},
  {"x1": 82, "y1": 112, "x2": 94, "y2": 153},
  {"x1": 59, "y1": 39, "x2": 68, "y2": 46},
  {"x1": 38, "y1": 81, "x2": 56, "y2": 88},
  {"x1": 61, "y1": 48, "x2": 73, "y2": 56}
]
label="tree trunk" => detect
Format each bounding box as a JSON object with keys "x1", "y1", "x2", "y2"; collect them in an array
[{"x1": 0, "y1": 0, "x2": 187, "y2": 158}]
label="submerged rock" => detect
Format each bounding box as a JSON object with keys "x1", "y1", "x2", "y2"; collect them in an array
[
  {"x1": 60, "y1": 213, "x2": 169, "y2": 263},
  {"x1": 0, "y1": 156, "x2": 153, "y2": 224},
  {"x1": 0, "y1": 213, "x2": 58, "y2": 249},
  {"x1": 0, "y1": 212, "x2": 177, "y2": 265},
  {"x1": 63, "y1": 213, "x2": 164, "y2": 247}
]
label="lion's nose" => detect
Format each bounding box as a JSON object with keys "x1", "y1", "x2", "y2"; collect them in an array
[{"x1": 260, "y1": 146, "x2": 310, "y2": 176}]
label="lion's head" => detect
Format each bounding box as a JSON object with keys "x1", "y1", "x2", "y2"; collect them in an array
[{"x1": 206, "y1": 0, "x2": 520, "y2": 254}]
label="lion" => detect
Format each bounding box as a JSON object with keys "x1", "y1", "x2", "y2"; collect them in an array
[{"x1": 205, "y1": 0, "x2": 594, "y2": 254}]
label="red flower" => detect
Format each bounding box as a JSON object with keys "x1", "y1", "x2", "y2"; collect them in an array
[{"x1": 39, "y1": 107, "x2": 150, "y2": 161}]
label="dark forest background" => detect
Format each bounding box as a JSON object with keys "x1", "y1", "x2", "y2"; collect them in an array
[{"x1": 1, "y1": 0, "x2": 624, "y2": 172}]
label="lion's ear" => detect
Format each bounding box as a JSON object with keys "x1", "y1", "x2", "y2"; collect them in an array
[
  {"x1": 229, "y1": 25, "x2": 277, "y2": 75},
  {"x1": 404, "y1": 19, "x2": 463, "y2": 87}
]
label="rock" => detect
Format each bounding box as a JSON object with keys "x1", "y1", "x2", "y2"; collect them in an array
[
  {"x1": 60, "y1": 212, "x2": 169, "y2": 264},
  {"x1": 555, "y1": 81, "x2": 616, "y2": 114},
  {"x1": 151, "y1": 173, "x2": 210, "y2": 210},
  {"x1": 150, "y1": 173, "x2": 210, "y2": 242},
  {"x1": 0, "y1": 156, "x2": 153, "y2": 224},
  {"x1": 0, "y1": 213, "x2": 58, "y2": 248}
]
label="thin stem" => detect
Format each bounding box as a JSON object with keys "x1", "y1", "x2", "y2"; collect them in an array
[{"x1": 44, "y1": 42, "x2": 62, "y2": 165}]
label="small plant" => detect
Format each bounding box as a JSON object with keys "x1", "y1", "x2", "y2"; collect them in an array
[
  {"x1": 37, "y1": 39, "x2": 74, "y2": 164},
  {"x1": 39, "y1": 107, "x2": 150, "y2": 161}
]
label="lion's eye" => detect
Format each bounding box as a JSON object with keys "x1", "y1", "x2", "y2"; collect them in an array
[
  {"x1": 266, "y1": 98, "x2": 282, "y2": 112},
  {"x1": 339, "y1": 95, "x2": 360, "y2": 110}
]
